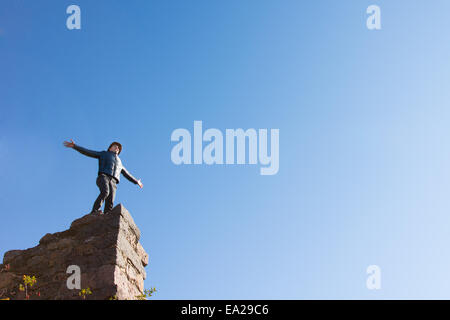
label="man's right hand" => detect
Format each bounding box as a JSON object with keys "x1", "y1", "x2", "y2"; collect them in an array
[{"x1": 63, "y1": 139, "x2": 76, "y2": 148}]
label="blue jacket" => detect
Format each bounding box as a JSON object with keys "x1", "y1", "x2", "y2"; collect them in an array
[{"x1": 73, "y1": 144, "x2": 139, "y2": 184}]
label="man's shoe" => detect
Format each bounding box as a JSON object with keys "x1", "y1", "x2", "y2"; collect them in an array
[{"x1": 90, "y1": 210, "x2": 103, "y2": 215}]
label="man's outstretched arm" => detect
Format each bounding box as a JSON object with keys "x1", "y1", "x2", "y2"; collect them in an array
[
  {"x1": 63, "y1": 139, "x2": 101, "y2": 159},
  {"x1": 122, "y1": 167, "x2": 143, "y2": 188}
]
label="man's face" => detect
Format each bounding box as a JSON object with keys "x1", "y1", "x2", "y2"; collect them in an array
[{"x1": 109, "y1": 144, "x2": 120, "y2": 154}]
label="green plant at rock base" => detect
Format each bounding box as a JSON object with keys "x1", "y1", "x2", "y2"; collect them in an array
[
  {"x1": 108, "y1": 295, "x2": 118, "y2": 300},
  {"x1": 79, "y1": 288, "x2": 92, "y2": 300},
  {"x1": 19, "y1": 275, "x2": 39, "y2": 300},
  {"x1": 136, "y1": 287, "x2": 157, "y2": 300}
]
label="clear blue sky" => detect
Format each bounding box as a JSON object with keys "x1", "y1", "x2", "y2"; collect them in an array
[{"x1": 2, "y1": 0, "x2": 450, "y2": 299}]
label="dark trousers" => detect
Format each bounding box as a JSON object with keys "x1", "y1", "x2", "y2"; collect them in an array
[{"x1": 92, "y1": 173, "x2": 117, "y2": 213}]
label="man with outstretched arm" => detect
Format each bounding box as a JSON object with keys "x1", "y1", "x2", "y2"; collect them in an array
[{"x1": 63, "y1": 139, "x2": 143, "y2": 214}]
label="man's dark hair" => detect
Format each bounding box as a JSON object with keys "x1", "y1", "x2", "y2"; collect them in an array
[{"x1": 108, "y1": 142, "x2": 122, "y2": 154}]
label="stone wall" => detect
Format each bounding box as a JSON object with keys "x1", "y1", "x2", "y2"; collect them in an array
[{"x1": 0, "y1": 204, "x2": 148, "y2": 300}]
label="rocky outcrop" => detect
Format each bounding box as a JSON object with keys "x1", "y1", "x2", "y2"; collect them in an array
[{"x1": 0, "y1": 204, "x2": 148, "y2": 300}]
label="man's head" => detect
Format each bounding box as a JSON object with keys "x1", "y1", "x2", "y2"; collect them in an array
[{"x1": 108, "y1": 142, "x2": 122, "y2": 155}]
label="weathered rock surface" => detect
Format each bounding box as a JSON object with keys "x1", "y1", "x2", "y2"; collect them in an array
[{"x1": 0, "y1": 204, "x2": 148, "y2": 300}]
